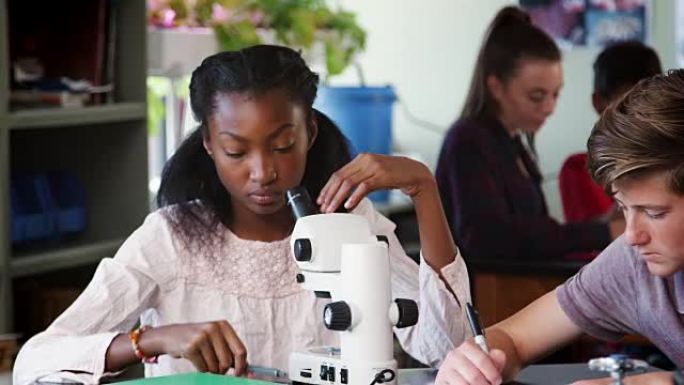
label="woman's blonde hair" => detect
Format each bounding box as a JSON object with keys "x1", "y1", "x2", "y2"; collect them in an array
[{"x1": 588, "y1": 69, "x2": 684, "y2": 195}]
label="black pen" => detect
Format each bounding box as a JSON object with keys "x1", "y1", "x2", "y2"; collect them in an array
[{"x1": 466, "y1": 302, "x2": 489, "y2": 353}]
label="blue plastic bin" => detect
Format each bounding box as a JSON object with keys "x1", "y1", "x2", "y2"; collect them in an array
[
  {"x1": 10, "y1": 174, "x2": 55, "y2": 243},
  {"x1": 10, "y1": 171, "x2": 86, "y2": 245},
  {"x1": 314, "y1": 86, "x2": 396, "y2": 202},
  {"x1": 46, "y1": 171, "x2": 86, "y2": 235}
]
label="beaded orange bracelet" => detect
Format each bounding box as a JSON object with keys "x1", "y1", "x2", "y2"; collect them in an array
[{"x1": 128, "y1": 325, "x2": 159, "y2": 364}]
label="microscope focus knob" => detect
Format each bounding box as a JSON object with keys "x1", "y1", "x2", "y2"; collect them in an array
[
  {"x1": 376, "y1": 235, "x2": 389, "y2": 245},
  {"x1": 323, "y1": 301, "x2": 352, "y2": 331},
  {"x1": 293, "y1": 238, "x2": 312, "y2": 262},
  {"x1": 395, "y1": 298, "x2": 419, "y2": 328}
]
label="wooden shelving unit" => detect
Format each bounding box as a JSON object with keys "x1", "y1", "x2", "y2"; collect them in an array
[{"x1": 0, "y1": 0, "x2": 149, "y2": 335}]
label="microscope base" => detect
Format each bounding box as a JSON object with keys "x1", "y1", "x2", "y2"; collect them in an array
[{"x1": 289, "y1": 349, "x2": 398, "y2": 385}]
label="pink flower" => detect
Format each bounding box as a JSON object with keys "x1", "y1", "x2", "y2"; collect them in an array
[
  {"x1": 161, "y1": 8, "x2": 176, "y2": 27},
  {"x1": 211, "y1": 4, "x2": 231, "y2": 24},
  {"x1": 250, "y1": 10, "x2": 265, "y2": 26}
]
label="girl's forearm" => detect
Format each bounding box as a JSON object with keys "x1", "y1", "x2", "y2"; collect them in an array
[
  {"x1": 105, "y1": 327, "x2": 165, "y2": 373},
  {"x1": 411, "y1": 179, "x2": 458, "y2": 277},
  {"x1": 105, "y1": 333, "x2": 141, "y2": 373}
]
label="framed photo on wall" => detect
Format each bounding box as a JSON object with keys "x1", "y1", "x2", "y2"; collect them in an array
[{"x1": 520, "y1": 0, "x2": 650, "y2": 48}]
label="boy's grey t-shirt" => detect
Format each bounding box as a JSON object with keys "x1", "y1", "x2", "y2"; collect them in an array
[{"x1": 556, "y1": 235, "x2": 684, "y2": 367}]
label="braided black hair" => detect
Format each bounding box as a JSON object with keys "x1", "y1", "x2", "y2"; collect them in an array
[{"x1": 156, "y1": 45, "x2": 351, "y2": 248}]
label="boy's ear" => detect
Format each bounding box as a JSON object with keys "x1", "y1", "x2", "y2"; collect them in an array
[
  {"x1": 307, "y1": 114, "x2": 319, "y2": 150},
  {"x1": 592, "y1": 92, "x2": 607, "y2": 115}
]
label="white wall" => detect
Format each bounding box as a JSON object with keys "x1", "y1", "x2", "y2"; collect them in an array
[{"x1": 331, "y1": 0, "x2": 677, "y2": 221}]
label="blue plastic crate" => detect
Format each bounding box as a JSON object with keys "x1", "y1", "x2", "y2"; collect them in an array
[
  {"x1": 10, "y1": 173, "x2": 55, "y2": 243},
  {"x1": 46, "y1": 171, "x2": 86, "y2": 235},
  {"x1": 10, "y1": 171, "x2": 86, "y2": 245}
]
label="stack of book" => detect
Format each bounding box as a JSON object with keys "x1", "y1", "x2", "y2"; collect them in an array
[{"x1": 8, "y1": 0, "x2": 117, "y2": 109}]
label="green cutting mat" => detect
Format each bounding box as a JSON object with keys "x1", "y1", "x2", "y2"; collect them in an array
[{"x1": 116, "y1": 372, "x2": 278, "y2": 385}]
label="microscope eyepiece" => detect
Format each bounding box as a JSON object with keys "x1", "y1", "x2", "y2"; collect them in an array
[{"x1": 286, "y1": 187, "x2": 319, "y2": 219}]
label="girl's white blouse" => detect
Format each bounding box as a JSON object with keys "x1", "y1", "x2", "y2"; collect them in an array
[{"x1": 14, "y1": 199, "x2": 470, "y2": 385}]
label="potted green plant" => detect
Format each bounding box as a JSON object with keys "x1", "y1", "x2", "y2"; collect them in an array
[
  {"x1": 147, "y1": 0, "x2": 366, "y2": 78},
  {"x1": 148, "y1": 0, "x2": 396, "y2": 202}
]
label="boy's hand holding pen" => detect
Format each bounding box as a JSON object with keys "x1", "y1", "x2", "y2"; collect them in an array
[
  {"x1": 466, "y1": 302, "x2": 489, "y2": 353},
  {"x1": 435, "y1": 302, "x2": 505, "y2": 385}
]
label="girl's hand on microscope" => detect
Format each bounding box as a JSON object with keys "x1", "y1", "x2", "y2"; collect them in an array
[
  {"x1": 145, "y1": 321, "x2": 247, "y2": 375},
  {"x1": 317, "y1": 153, "x2": 434, "y2": 213}
]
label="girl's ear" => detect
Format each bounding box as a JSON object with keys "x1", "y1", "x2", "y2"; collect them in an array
[
  {"x1": 486, "y1": 74, "x2": 504, "y2": 102},
  {"x1": 307, "y1": 114, "x2": 319, "y2": 150},
  {"x1": 202, "y1": 129, "x2": 214, "y2": 158}
]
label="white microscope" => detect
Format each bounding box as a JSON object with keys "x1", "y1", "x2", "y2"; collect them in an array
[{"x1": 286, "y1": 187, "x2": 418, "y2": 385}]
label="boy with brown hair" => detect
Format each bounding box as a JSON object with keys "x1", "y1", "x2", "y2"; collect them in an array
[{"x1": 437, "y1": 69, "x2": 684, "y2": 385}]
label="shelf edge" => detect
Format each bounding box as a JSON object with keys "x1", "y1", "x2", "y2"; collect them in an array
[
  {"x1": 10, "y1": 238, "x2": 124, "y2": 277},
  {"x1": 8, "y1": 102, "x2": 146, "y2": 130}
]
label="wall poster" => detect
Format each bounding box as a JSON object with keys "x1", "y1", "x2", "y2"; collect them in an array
[{"x1": 520, "y1": 0, "x2": 649, "y2": 48}]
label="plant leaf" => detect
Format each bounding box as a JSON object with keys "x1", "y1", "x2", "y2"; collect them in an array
[{"x1": 213, "y1": 21, "x2": 262, "y2": 51}]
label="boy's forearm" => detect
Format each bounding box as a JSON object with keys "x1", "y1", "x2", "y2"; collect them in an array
[
  {"x1": 490, "y1": 291, "x2": 585, "y2": 380},
  {"x1": 482, "y1": 327, "x2": 526, "y2": 381}
]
